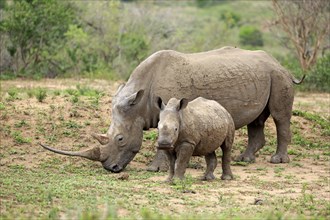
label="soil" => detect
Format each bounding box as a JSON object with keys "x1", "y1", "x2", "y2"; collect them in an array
[{"x1": 0, "y1": 79, "x2": 329, "y2": 217}]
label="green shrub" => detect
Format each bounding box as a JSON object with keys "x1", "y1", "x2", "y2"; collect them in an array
[
  {"x1": 119, "y1": 32, "x2": 149, "y2": 79},
  {"x1": 239, "y1": 26, "x2": 264, "y2": 47},
  {"x1": 282, "y1": 54, "x2": 330, "y2": 92},
  {"x1": 220, "y1": 10, "x2": 241, "y2": 28},
  {"x1": 71, "y1": 95, "x2": 79, "y2": 104},
  {"x1": 35, "y1": 88, "x2": 47, "y2": 102},
  {"x1": 304, "y1": 54, "x2": 330, "y2": 92},
  {"x1": 195, "y1": 0, "x2": 217, "y2": 8},
  {"x1": 0, "y1": 0, "x2": 76, "y2": 78},
  {"x1": 7, "y1": 88, "x2": 18, "y2": 99}
]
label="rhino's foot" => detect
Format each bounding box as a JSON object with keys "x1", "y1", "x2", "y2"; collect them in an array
[
  {"x1": 147, "y1": 150, "x2": 169, "y2": 172},
  {"x1": 163, "y1": 176, "x2": 173, "y2": 184},
  {"x1": 235, "y1": 153, "x2": 256, "y2": 163},
  {"x1": 201, "y1": 173, "x2": 215, "y2": 181},
  {"x1": 221, "y1": 173, "x2": 234, "y2": 180},
  {"x1": 147, "y1": 163, "x2": 169, "y2": 172},
  {"x1": 270, "y1": 153, "x2": 290, "y2": 163}
]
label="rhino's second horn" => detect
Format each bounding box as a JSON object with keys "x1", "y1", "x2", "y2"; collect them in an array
[{"x1": 91, "y1": 133, "x2": 110, "y2": 145}]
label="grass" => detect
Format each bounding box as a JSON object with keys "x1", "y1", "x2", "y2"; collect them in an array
[
  {"x1": 3, "y1": 163, "x2": 323, "y2": 220},
  {"x1": 0, "y1": 102, "x2": 6, "y2": 110},
  {"x1": 143, "y1": 130, "x2": 158, "y2": 141},
  {"x1": 293, "y1": 110, "x2": 330, "y2": 136},
  {"x1": 0, "y1": 80, "x2": 329, "y2": 219},
  {"x1": 35, "y1": 87, "x2": 47, "y2": 102},
  {"x1": 11, "y1": 131, "x2": 31, "y2": 144}
]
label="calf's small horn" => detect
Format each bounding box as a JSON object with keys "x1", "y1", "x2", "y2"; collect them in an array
[
  {"x1": 39, "y1": 143, "x2": 102, "y2": 161},
  {"x1": 92, "y1": 133, "x2": 110, "y2": 145}
]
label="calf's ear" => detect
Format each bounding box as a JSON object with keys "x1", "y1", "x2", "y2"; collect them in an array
[
  {"x1": 156, "y1": 96, "x2": 165, "y2": 110},
  {"x1": 177, "y1": 98, "x2": 189, "y2": 111}
]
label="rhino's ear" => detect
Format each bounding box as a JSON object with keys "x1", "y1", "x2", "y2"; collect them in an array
[
  {"x1": 126, "y1": 89, "x2": 144, "y2": 106},
  {"x1": 177, "y1": 98, "x2": 189, "y2": 111},
  {"x1": 156, "y1": 96, "x2": 165, "y2": 110},
  {"x1": 115, "y1": 83, "x2": 125, "y2": 96}
]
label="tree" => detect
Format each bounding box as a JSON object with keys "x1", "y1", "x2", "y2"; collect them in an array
[
  {"x1": 0, "y1": 0, "x2": 76, "y2": 77},
  {"x1": 271, "y1": 0, "x2": 330, "y2": 71}
]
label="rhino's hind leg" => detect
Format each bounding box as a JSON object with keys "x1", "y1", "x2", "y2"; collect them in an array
[
  {"x1": 147, "y1": 149, "x2": 169, "y2": 172},
  {"x1": 236, "y1": 107, "x2": 270, "y2": 163},
  {"x1": 269, "y1": 118, "x2": 291, "y2": 163},
  {"x1": 268, "y1": 73, "x2": 293, "y2": 164},
  {"x1": 202, "y1": 152, "x2": 217, "y2": 181}
]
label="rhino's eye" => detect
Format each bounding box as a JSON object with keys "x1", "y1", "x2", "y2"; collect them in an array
[
  {"x1": 175, "y1": 128, "x2": 178, "y2": 131},
  {"x1": 116, "y1": 135, "x2": 126, "y2": 146}
]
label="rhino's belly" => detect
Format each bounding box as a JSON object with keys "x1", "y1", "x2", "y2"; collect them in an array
[
  {"x1": 154, "y1": 64, "x2": 271, "y2": 129},
  {"x1": 192, "y1": 132, "x2": 227, "y2": 156}
]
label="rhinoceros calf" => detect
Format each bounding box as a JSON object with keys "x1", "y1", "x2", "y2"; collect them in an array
[{"x1": 157, "y1": 97, "x2": 235, "y2": 181}]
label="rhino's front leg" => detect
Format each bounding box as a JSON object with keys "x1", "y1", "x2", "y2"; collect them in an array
[
  {"x1": 236, "y1": 122, "x2": 265, "y2": 163},
  {"x1": 173, "y1": 142, "x2": 194, "y2": 180},
  {"x1": 236, "y1": 108, "x2": 269, "y2": 163},
  {"x1": 164, "y1": 150, "x2": 176, "y2": 182},
  {"x1": 147, "y1": 149, "x2": 169, "y2": 172}
]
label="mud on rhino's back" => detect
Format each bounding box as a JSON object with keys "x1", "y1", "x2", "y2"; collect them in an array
[{"x1": 152, "y1": 47, "x2": 273, "y2": 129}]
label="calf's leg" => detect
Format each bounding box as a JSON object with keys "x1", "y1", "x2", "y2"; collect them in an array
[
  {"x1": 173, "y1": 142, "x2": 194, "y2": 180},
  {"x1": 202, "y1": 151, "x2": 217, "y2": 181},
  {"x1": 164, "y1": 150, "x2": 176, "y2": 182},
  {"x1": 221, "y1": 130, "x2": 234, "y2": 180}
]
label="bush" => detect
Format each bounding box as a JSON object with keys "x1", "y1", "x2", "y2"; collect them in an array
[
  {"x1": 220, "y1": 10, "x2": 241, "y2": 29},
  {"x1": 280, "y1": 53, "x2": 330, "y2": 92},
  {"x1": 195, "y1": 0, "x2": 215, "y2": 8},
  {"x1": 36, "y1": 88, "x2": 47, "y2": 102},
  {"x1": 0, "y1": 0, "x2": 76, "y2": 77},
  {"x1": 239, "y1": 26, "x2": 264, "y2": 47},
  {"x1": 304, "y1": 54, "x2": 330, "y2": 92}
]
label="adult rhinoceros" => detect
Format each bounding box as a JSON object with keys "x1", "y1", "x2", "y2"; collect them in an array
[{"x1": 41, "y1": 46, "x2": 303, "y2": 173}]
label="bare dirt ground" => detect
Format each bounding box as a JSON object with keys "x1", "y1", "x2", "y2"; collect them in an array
[{"x1": 0, "y1": 79, "x2": 329, "y2": 219}]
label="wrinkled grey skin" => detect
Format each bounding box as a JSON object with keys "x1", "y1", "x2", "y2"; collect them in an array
[
  {"x1": 157, "y1": 97, "x2": 234, "y2": 181},
  {"x1": 40, "y1": 46, "x2": 303, "y2": 173}
]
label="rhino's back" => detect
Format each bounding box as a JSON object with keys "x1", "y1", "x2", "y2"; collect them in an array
[
  {"x1": 179, "y1": 97, "x2": 234, "y2": 155},
  {"x1": 150, "y1": 47, "x2": 277, "y2": 128},
  {"x1": 184, "y1": 97, "x2": 234, "y2": 131}
]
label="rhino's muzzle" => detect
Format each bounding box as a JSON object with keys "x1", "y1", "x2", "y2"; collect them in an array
[
  {"x1": 101, "y1": 158, "x2": 120, "y2": 172},
  {"x1": 157, "y1": 141, "x2": 174, "y2": 150},
  {"x1": 103, "y1": 163, "x2": 123, "y2": 173}
]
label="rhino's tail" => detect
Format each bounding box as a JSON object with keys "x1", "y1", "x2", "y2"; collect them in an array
[{"x1": 292, "y1": 74, "x2": 306, "y2": 85}]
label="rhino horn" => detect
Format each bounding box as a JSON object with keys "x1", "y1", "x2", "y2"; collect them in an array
[
  {"x1": 39, "y1": 143, "x2": 104, "y2": 161},
  {"x1": 91, "y1": 133, "x2": 110, "y2": 145}
]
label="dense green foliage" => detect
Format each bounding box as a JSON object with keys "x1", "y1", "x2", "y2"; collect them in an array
[
  {"x1": 0, "y1": 0, "x2": 328, "y2": 92},
  {"x1": 239, "y1": 26, "x2": 264, "y2": 47},
  {"x1": 303, "y1": 54, "x2": 330, "y2": 92},
  {"x1": 0, "y1": 0, "x2": 76, "y2": 77},
  {"x1": 279, "y1": 53, "x2": 330, "y2": 92}
]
